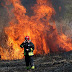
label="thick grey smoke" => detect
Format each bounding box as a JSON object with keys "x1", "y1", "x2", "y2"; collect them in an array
[
  {"x1": 21, "y1": 0, "x2": 65, "y2": 20},
  {"x1": 21, "y1": 0, "x2": 36, "y2": 16},
  {"x1": 51, "y1": 0, "x2": 65, "y2": 20}
]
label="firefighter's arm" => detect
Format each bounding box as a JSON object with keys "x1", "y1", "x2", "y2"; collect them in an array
[{"x1": 20, "y1": 43, "x2": 24, "y2": 48}]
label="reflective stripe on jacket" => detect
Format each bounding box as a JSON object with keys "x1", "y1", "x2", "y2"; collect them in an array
[{"x1": 24, "y1": 48, "x2": 34, "y2": 56}]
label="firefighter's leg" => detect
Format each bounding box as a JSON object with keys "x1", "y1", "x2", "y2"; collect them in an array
[
  {"x1": 29, "y1": 56, "x2": 35, "y2": 69},
  {"x1": 25, "y1": 56, "x2": 30, "y2": 70}
]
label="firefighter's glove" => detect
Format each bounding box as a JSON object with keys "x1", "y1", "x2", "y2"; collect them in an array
[{"x1": 20, "y1": 45, "x2": 23, "y2": 48}]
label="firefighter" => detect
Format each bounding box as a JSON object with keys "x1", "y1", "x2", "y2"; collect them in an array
[{"x1": 20, "y1": 36, "x2": 35, "y2": 70}]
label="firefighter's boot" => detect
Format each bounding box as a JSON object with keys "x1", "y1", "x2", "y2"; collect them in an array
[
  {"x1": 26, "y1": 66, "x2": 30, "y2": 70},
  {"x1": 31, "y1": 66, "x2": 35, "y2": 69}
]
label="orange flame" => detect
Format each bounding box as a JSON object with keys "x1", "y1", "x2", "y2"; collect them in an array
[{"x1": 0, "y1": 0, "x2": 72, "y2": 60}]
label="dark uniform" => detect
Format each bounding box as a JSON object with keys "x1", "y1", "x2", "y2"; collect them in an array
[{"x1": 20, "y1": 41, "x2": 35, "y2": 69}]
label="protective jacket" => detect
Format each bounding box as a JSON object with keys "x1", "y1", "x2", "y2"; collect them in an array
[{"x1": 20, "y1": 41, "x2": 34, "y2": 56}]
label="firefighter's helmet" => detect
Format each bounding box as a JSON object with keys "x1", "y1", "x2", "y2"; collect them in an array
[{"x1": 25, "y1": 36, "x2": 30, "y2": 40}]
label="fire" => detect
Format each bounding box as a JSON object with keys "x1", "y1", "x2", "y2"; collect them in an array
[{"x1": 0, "y1": 0, "x2": 72, "y2": 60}]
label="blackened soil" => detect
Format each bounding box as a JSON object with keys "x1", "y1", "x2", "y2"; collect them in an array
[{"x1": 0, "y1": 51, "x2": 72, "y2": 72}]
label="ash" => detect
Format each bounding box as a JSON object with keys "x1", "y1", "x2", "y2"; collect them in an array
[{"x1": 0, "y1": 51, "x2": 72, "y2": 72}]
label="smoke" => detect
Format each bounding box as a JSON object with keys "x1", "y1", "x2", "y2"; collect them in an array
[
  {"x1": 21, "y1": 0, "x2": 36, "y2": 16},
  {"x1": 0, "y1": 0, "x2": 10, "y2": 49},
  {"x1": 51, "y1": 0, "x2": 72, "y2": 38},
  {"x1": 0, "y1": 1, "x2": 8, "y2": 30},
  {"x1": 51, "y1": 0, "x2": 65, "y2": 20},
  {"x1": 21, "y1": 0, "x2": 65, "y2": 20}
]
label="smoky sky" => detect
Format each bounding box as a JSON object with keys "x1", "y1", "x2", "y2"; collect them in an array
[
  {"x1": 51, "y1": 0, "x2": 65, "y2": 20},
  {"x1": 21, "y1": 0, "x2": 65, "y2": 20},
  {"x1": 0, "y1": 0, "x2": 9, "y2": 27},
  {"x1": 21, "y1": 0, "x2": 36, "y2": 16},
  {"x1": 0, "y1": 0, "x2": 65, "y2": 20}
]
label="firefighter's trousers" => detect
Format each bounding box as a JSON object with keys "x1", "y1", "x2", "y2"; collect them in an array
[{"x1": 25, "y1": 55, "x2": 34, "y2": 67}]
